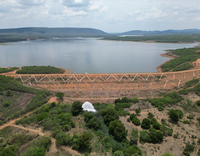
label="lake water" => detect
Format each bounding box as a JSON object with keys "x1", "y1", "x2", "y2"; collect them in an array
[{"x1": 0, "y1": 38, "x2": 197, "y2": 73}]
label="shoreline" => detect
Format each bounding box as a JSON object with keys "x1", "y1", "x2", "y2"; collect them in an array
[{"x1": 156, "y1": 51, "x2": 176, "y2": 73}]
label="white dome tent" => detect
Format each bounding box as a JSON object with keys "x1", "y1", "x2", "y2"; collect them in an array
[{"x1": 82, "y1": 101, "x2": 96, "y2": 112}]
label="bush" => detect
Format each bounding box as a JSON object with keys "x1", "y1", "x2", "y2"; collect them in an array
[
  {"x1": 100, "y1": 107, "x2": 119, "y2": 126},
  {"x1": 130, "y1": 113, "x2": 136, "y2": 121},
  {"x1": 183, "y1": 120, "x2": 190, "y2": 124},
  {"x1": 185, "y1": 79, "x2": 199, "y2": 87},
  {"x1": 187, "y1": 114, "x2": 194, "y2": 119},
  {"x1": 148, "y1": 112, "x2": 155, "y2": 119},
  {"x1": 3, "y1": 101, "x2": 10, "y2": 107},
  {"x1": 158, "y1": 106, "x2": 164, "y2": 111},
  {"x1": 127, "y1": 118, "x2": 130, "y2": 122},
  {"x1": 148, "y1": 131, "x2": 163, "y2": 144},
  {"x1": 78, "y1": 131, "x2": 93, "y2": 150},
  {"x1": 130, "y1": 129, "x2": 138, "y2": 145},
  {"x1": 135, "y1": 108, "x2": 141, "y2": 115},
  {"x1": 55, "y1": 132, "x2": 71, "y2": 147},
  {"x1": 197, "y1": 138, "x2": 200, "y2": 144},
  {"x1": 168, "y1": 109, "x2": 183, "y2": 123},
  {"x1": 124, "y1": 145, "x2": 142, "y2": 156},
  {"x1": 196, "y1": 100, "x2": 200, "y2": 106},
  {"x1": 178, "y1": 89, "x2": 189, "y2": 95},
  {"x1": 183, "y1": 143, "x2": 195, "y2": 156},
  {"x1": 55, "y1": 92, "x2": 64, "y2": 99},
  {"x1": 71, "y1": 101, "x2": 83, "y2": 116},
  {"x1": 5, "y1": 90, "x2": 13, "y2": 96},
  {"x1": 113, "y1": 150, "x2": 124, "y2": 156},
  {"x1": 140, "y1": 130, "x2": 149, "y2": 143},
  {"x1": 162, "y1": 153, "x2": 174, "y2": 156},
  {"x1": 132, "y1": 117, "x2": 140, "y2": 126},
  {"x1": 141, "y1": 118, "x2": 151, "y2": 129},
  {"x1": 160, "y1": 125, "x2": 173, "y2": 136},
  {"x1": 109, "y1": 120, "x2": 127, "y2": 142}
]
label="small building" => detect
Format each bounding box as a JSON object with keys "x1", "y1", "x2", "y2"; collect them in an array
[{"x1": 193, "y1": 58, "x2": 200, "y2": 67}]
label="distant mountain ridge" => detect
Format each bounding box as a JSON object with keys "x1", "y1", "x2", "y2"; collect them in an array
[
  {"x1": 0, "y1": 27, "x2": 109, "y2": 37},
  {"x1": 120, "y1": 29, "x2": 200, "y2": 36}
]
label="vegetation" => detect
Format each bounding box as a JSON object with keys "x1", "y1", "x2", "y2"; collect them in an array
[
  {"x1": 185, "y1": 79, "x2": 199, "y2": 87},
  {"x1": 55, "y1": 92, "x2": 64, "y2": 100},
  {"x1": 148, "y1": 92, "x2": 183, "y2": 110},
  {"x1": 71, "y1": 101, "x2": 83, "y2": 116},
  {"x1": 168, "y1": 109, "x2": 183, "y2": 123},
  {"x1": 115, "y1": 97, "x2": 139, "y2": 104},
  {"x1": 0, "y1": 67, "x2": 19, "y2": 73},
  {"x1": 103, "y1": 34, "x2": 200, "y2": 43},
  {"x1": 161, "y1": 47, "x2": 200, "y2": 72},
  {"x1": 16, "y1": 66, "x2": 64, "y2": 74}
]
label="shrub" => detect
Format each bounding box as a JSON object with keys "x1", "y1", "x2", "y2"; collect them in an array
[
  {"x1": 124, "y1": 145, "x2": 142, "y2": 156},
  {"x1": 130, "y1": 129, "x2": 138, "y2": 145},
  {"x1": 148, "y1": 112, "x2": 154, "y2": 119},
  {"x1": 183, "y1": 120, "x2": 190, "y2": 124},
  {"x1": 197, "y1": 138, "x2": 200, "y2": 144},
  {"x1": 187, "y1": 114, "x2": 194, "y2": 119},
  {"x1": 140, "y1": 130, "x2": 149, "y2": 143},
  {"x1": 185, "y1": 79, "x2": 199, "y2": 87},
  {"x1": 197, "y1": 117, "x2": 200, "y2": 121},
  {"x1": 132, "y1": 117, "x2": 140, "y2": 126},
  {"x1": 71, "y1": 101, "x2": 83, "y2": 116},
  {"x1": 109, "y1": 120, "x2": 127, "y2": 142},
  {"x1": 55, "y1": 92, "x2": 64, "y2": 99},
  {"x1": 127, "y1": 118, "x2": 130, "y2": 122},
  {"x1": 160, "y1": 125, "x2": 173, "y2": 136},
  {"x1": 113, "y1": 150, "x2": 124, "y2": 156},
  {"x1": 78, "y1": 131, "x2": 93, "y2": 149},
  {"x1": 100, "y1": 107, "x2": 119, "y2": 126},
  {"x1": 183, "y1": 143, "x2": 195, "y2": 156},
  {"x1": 158, "y1": 106, "x2": 164, "y2": 111},
  {"x1": 141, "y1": 118, "x2": 151, "y2": 129},
  {"x1": 37, "y1": 112, "x2": 48, "y2": 121},
  {"x1": 178, "y1": 89, "x2": 189, "y2": 95},
  {"x1": 162, "y1": 153, "x2": 174, "y2": 156},
  {"x1": 135, "y1": 108, "x2": 141, "y2": 115},
  {"x1": 131, "y1": 97, "x2": 139, "y2": 103},
  {"x1": 3, "y1": 101, "x2": 10, "y2": 107},
  {"x1": 55, "y1": 132, "x2": 71, "y2": 147},
  {"x1": 196, "y1": 100, "x2": 200, "y2": 106},
  {"x1": 130, "y1": 113, "x2": 136, "y2": 120},
  {"x1": 168, "y1": 109, "x2": 183, "y2": 123},
  {"x1": 148, "y1": 131, "x2": 163, "y2": 144},
  {"x1": 5, "y1": 90, "x2": 13, "y2": 96}
]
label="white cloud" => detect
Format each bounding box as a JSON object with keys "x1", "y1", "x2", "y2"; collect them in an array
[
  {"x1": 63, "y1": 7, "x2": 87, "y2": 16},
  {"x1": 17, "y1": 0, "x2": 46, "y2": 6},
  {"x1": 62, "y1": 0, "x2": 91, "y2": 7},
  {"x1": 136, "y1": 7, "x2": 167, "y2": 21}
]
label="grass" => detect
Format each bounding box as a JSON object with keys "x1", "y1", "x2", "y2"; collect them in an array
[
  {"x1": 16, "y1": 66, "x2": 64, "y2": 74},
  {"x1": 0, "y1": 67, "x2": 19, "y2": 73}
]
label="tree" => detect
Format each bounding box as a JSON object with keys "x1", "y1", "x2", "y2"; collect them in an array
[
  {"x1": 141, "y1": 118, "x2": 151, "y2": 129},
  {"x1": 78, "y1": 131, "x2": 93, "y2": 149},
  {"x1": 132, "y1": 117, "x2": 140, "y2": 126},
  {"x1": 130, "y1": 113, "x2": 136, "y2": 120},
  {"x1": 135, "y1": 108, "x2": 141, "y2": 115},
  {"x1": 101, "y1": 107, "x2": 119, "y2": 126},
  {"x1": 151, "y1": 118, "x2": 160, "y2": 130},
  {"x1": 55, "y1": 92, "x2": 64, "y2": 100},
  {"x1": 168, "y1": 109, "x2": 183, "y2": 123},
  {"x1": 148, "y1": 131, "x2": 163, "y2": 143},
  {"x1": 109, "y1": 120, "x2": 127, "y2": 142},
  {"x1": 71, "y1": 101, "x2": 83, "y2": 116}
]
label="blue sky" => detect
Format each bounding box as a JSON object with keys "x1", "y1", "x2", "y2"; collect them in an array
[{"x1": 0, "y1": 0, "x2": 200, "y2": 32}]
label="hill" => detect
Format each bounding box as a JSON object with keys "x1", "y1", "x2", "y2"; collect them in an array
[
  {"x1": 0, "y1": 27, "x2": 108, "y2": 37},
  {"x1": 120, "y1": 29, "x2": 200, "y2": 36}
]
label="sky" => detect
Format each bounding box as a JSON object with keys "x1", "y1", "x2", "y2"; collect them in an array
[{"x1": 0, "y1": 0, "x2": 200, "y2": 32}]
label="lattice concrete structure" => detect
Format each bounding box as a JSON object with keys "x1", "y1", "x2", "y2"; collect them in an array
[{"x1": 6, "y1": 68, "x2": 200, "y2": 101}]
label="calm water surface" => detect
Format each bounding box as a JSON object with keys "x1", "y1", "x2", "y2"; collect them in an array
[{"x1": 0, "y1": 38, "x2": 197, "y2": 73}]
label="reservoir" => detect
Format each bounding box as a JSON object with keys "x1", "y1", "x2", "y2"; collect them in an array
[{"x1": 0, "y1": 38, "x2": 197, "y2": 73}]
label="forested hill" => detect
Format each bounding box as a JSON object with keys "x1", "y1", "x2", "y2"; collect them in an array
[
  {"x1": 120, "y1": 29, "x2": 200, "y2": 36},
  {"x1": 0, "y1": 27, "x2": 108, "y2": 37}
]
